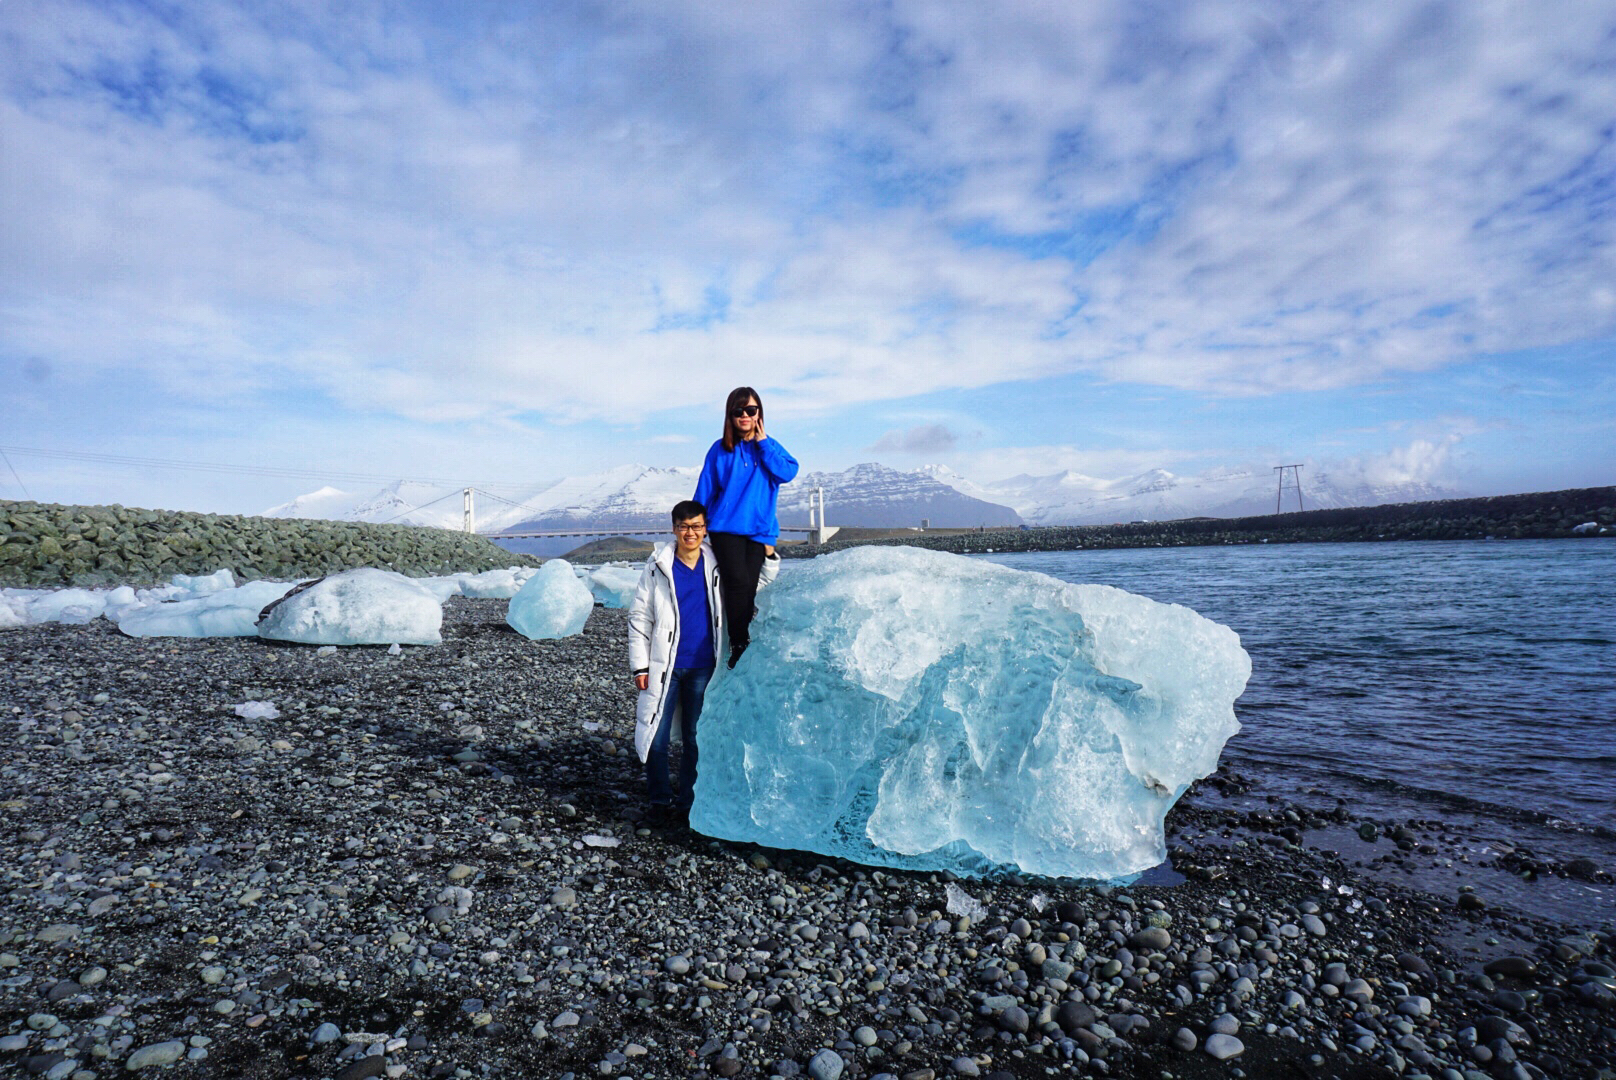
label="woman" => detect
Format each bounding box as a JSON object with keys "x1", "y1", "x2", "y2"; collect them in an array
[{"x1": 693, "y1": 386, "x2": 799, "y2": 667}]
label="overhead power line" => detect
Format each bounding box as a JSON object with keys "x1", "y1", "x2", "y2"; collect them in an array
[{"x1": 0, "y1": 448, "x2": 32, "y2": 500}]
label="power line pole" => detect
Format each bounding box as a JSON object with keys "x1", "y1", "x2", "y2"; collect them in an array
[{"x1": 1273, "y1": 465, "x2": 1304, "y2": 513}]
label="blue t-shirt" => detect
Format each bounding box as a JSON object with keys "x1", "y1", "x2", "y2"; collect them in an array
[{"x1": 672, "y1": 554, "x2": 715, "y2": 669}]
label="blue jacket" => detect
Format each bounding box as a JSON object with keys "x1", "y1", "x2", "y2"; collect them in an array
[{"x1": 693, "y1": 437, "x2": 799, "y2": 544}]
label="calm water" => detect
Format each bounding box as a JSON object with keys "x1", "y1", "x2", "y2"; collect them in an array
[{"x1": 979, "y1": 541, "x2": 1616, "y2": 839}]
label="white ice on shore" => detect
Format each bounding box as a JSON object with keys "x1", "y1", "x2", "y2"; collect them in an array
[
  {"x1": 689, "y1": 546, "x2": 1250, "y2": 882},
  {"x1": 586, "y1": 565, "x2": 640, "y2": 609},
  {"x1": 506, "y1": 559, "x2": 593, "y2": 639},
  {"x1": 117, "y1": 580, "x2": 296, "y2": 638},
  {"x1": 256, "y1": 568, "x2": 444, "y2": 646},
  {"x1": 2, "y1": 565, "x2": 546, "y2": 640},
  {"x1": 171, "y1": 569, "x2": 237, "y2": 594}
]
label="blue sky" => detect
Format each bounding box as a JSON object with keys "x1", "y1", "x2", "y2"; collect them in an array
[{"x1": 2, "y1": 0, "x2": 1614, "y2": 513}]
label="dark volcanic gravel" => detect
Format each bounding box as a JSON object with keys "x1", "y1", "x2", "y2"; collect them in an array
[{"x1": 2, "y1": 600, "x2": 1612, "y2": 1080}]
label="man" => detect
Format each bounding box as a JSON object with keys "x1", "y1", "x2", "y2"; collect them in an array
[
  {"x1": 627, "y1": 500, "x2": 779, "y2": 825},
  {"x1": 627, "y1": 500, "x2": 722, "y2": 826}
]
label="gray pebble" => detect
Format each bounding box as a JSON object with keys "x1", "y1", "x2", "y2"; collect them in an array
[
  {"x1": 1204, "y1": 1033, "x2": 1244, "y2": 1060},
  {"x1": 1171, "y1": 1027, "x2": 1196, "y2": 1052},
  {"x1": 948, "y1": 1057, "x2": 980, "y2": 1077},
  {"x1": 312, "y1": 1023, "x2": 342, "y2": 1044},
  {"x1": 664, "y1": 954, "x2": 691, "y2": 975},
  {"x1": 125, "y1": 1040, "x2": 188, "y2": 1069},
  {"x1": 1342, "y1": 978, "x2": 1375, "y2": 1003},
  {"x1": 1210, "y1": 1013, "x2": 1239, "y2": 1036},
  {"x1": 1129, "y1": 926, "x2": 1171, "y2": 951},
  {"x1": 808, "y1": 1048, "x2": 844, "y2": 1080}
]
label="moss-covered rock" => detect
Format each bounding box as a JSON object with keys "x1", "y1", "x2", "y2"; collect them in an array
[{"x1": 0, "y1": 500, "x2": 542, "y2": 587}]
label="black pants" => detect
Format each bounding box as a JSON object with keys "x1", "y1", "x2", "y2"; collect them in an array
[{"x1": 708, "y1": 531, "x2": 765, "y2": 649}]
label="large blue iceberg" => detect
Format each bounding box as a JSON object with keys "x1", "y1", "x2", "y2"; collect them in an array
[{"x1": 688, "y1": 547, "x2": 1250, "y2": 881}]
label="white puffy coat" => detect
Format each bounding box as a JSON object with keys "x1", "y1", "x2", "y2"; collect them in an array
[{"x1": 626, "y1": 541, "x2": 779, "y2": 762}]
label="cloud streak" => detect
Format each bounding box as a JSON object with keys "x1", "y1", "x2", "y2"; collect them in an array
[{"x1": 1, "y1": 0, "x2": 1613, "y2": 506}]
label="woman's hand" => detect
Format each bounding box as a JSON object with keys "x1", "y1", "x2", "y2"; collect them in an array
[
  {"x1": 634, "y1": 674, "x2": 649, "y2": 691},
  {"x1": 752, "y1": 419, "x2": 765, "y2": 441},
  {"x1": 764, "y1": 544, "x2": 776, "y2": 557}
]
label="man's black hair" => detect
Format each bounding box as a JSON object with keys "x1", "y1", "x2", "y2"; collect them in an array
[{"x1": 671, "y1": 499, "x2": 707, "y2": 525}]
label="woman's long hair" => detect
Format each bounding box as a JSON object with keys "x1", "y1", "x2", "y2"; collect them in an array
[{"x1": 721, "y1": 386, "x2": 763, "y2": 452}]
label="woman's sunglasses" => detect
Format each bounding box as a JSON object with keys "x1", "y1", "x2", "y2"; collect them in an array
[{"x1": 731, "y1": 405, "x2": 760, "y2": 417}]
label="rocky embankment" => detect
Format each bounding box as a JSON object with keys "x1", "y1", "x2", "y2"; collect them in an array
[
  {"x1": 0, "y1": 501, "x2": 539, "y2": 588},
  {"x1": 789, "y1": 486, "x2": 1616, "y2": 558},
  {"x1": 2, "y1": 604, "x2": 1612, "y2": 1080}
]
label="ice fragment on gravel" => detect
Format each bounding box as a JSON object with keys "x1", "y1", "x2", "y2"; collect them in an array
[
  {"x1": 256, "y1": 568, "x2": 444, "y2": 646},
  {"x1": 232, "y1": 701, "x2": 281, "y2": 720},
  {"x1": 506, "y1": 559, "x2": 592, "y2": 640},
  {"x1": 586, "y1": 565, "x2": 640, "y2": 609},
  {"x1": 581, "y1": 834, "x2": 621, "y2": 848},
  {"x1": 388, "y1": 643, "x2": 402, "y2": 655},
  {"x1": 458, "y1": 567, "x2": 536, "y2": 599},
  {"x1": 944, "y1": 883, "x2": 986, "y2": 921},
  {"x1": 171, "y1": 568, "x2": 236, "y2": 594},
  {"x1": 689, "y1": 546, "x2": 1249, "y2": 881},
  {"x1": 116, "y1": 580, "x2": 291, "y2": 638}
]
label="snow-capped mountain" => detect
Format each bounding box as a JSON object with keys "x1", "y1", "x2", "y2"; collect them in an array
[
  {"x1": 264, "y1": 460, "x2": 1461, "y2": 535},
  {"x1": 262, "y1": 467, "x2": 699, "y2": 533},
  {"x1": 780, "y1": 463, "x2": 1021, "y2": 528},
  {"x1": 263, "y1": 462, "x2": 1022, "y2": 533},
  {"x1": 926, "y1": 465, "x2": 1463, "y2": 526}
]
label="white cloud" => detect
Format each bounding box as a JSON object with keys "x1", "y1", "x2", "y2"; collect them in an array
[
  {"x1": 868, "y1": 423, "x2": 960, "y2": 455},
  {"x1": 1324, "y1": 435, "x2": 1462, "y2": 490},
  {"x1": 3, "y1": 0, "x2": 1614, "y2": 437}
]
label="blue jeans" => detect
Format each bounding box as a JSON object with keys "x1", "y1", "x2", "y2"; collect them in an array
[{"x1": 645, "y1": 667, "x2": 712, "y2": 809}]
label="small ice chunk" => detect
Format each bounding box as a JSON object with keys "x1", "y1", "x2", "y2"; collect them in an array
[
  {"x1": 416, "y1": 576, "x2": 466, "y2": 603},
  {"x1": 116, "y1": 581, "x2": 293, "y2": 638},
  {"x1": 581, "y1": 720, "x2": 603, "y2": 732},
  {"x1": 0, "y1": 594, "x2": 27, "y2": 630},
  {"x1": 458, "y1": 568, "x2": 526, "y2": 599},
  {"x1": 22, "y1": 588, "x2": 107, "y2": 625},
  {"x1": 580, "y1": 834, "x2": 621, "y2": 848},
  {"x1": 388, "y1": 643, "x2": 402, "y2": 656},
  {"x1": 233, "y1": 701, "x2": 281, "y2": 720},
  {"x1": 256, "y1": 568, "x2": 444, "y2": 646},
  {"x1": 506, "y1": 560, "x2": 593, "y2": 640},
  {"x1": 171, "y1": 569, "x2": 236, "y2": 595},
  {"x1": 587, "y1": 566, "x2": 641, "y2": 609},
  {"x1": 944, "y1": 882, "x2": 986, "y2": 921}
]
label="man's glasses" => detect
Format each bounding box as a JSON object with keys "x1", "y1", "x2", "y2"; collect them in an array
[
  {"x1": 674, "y1": 523, "x2": 706, "y2": 533},
  {"x1": 731, "y1": 405, "x2": 760, "y2": 417}
]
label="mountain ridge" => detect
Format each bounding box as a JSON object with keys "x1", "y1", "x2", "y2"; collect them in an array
[{"x1": 263, "y1": 461, "x2": 1462, "y2": 531}]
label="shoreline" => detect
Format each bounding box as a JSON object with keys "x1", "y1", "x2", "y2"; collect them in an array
[
  {"x1": 782, "y1": 486, "x2": 1616, "y2": 559},
  {"x1": 1, "y1": 603, "x2": 1611, "y2": 1079}
]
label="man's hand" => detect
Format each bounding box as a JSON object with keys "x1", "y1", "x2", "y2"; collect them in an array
[{"x1": 634, "y1": 674, "x2": 649, "y2": 691}]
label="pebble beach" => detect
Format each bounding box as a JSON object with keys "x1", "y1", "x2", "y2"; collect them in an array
[{"x1": 1, "y1": 599, "x2": 1612, "y2": 1080}]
